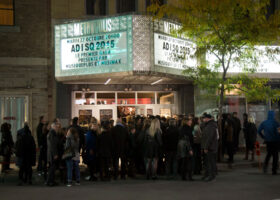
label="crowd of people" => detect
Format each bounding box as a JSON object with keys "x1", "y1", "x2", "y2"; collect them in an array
[{"x1": 0, "y1": 110, "x2": 279, "y2": 187}]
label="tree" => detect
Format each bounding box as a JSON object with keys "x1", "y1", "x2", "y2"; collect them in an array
[{"x1": 148, "y1": 0, "x2": 280, "y2": 160}]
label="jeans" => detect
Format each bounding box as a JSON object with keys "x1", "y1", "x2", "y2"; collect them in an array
[{"x1": 66, "y1": 159, "x2": 80, "y2": 183}]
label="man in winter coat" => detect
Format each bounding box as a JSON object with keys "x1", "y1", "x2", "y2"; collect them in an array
[
  {"x1": 111, "y1": 118, "x2": 129, "y2": 180},
  {"x1": 36, "y1": 116, "x2": 45, "y2": 174},
  {"x1": 16, "y1": 122, "x2": 36, "y2": 185},
  {"x1": 46, "y1": 122, "x2": 59, "y2": 186},
  {"x1": 201, "y1": 113, "x2": 218, "y2": 182},
  {"x1": 258, "y1": 110, "x2": 280, "y2": 175}
]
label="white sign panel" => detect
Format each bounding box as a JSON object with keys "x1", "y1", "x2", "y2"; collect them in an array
[
  {"x1": 61, "y1": 32, "x2": 127, "y2": 70},
  {"x1": 154, "y1": 33, "x2": 196, "y2": 69},
  {"x1": 207, "y1": 46, "x2": 280, "y2": 73}
]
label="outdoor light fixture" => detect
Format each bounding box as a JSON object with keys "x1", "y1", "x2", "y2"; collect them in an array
[
  {"x1": 104, "y1": 78, "x2": 111, "y2": 85},
  {"x1": 151, "y1": 79, "x2": 163, "y2": 85}
]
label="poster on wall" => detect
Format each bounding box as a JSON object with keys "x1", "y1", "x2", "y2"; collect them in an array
[
  {"x1": 79, "y1": 110, "x2": 92, "y2": 125},
  {"x1": 100, "y1": 109, "x2": 113, "y2": 121},
  {"x1": 154, "y1": 33, "x2": 196, "y2": 70}
]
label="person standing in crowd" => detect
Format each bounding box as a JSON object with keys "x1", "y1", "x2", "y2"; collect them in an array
[
  {"x1": 127, "y1": 125, "x2": 137, "y2": 178},
  {"x1": 258, "y1": 110, "x2": 280, "y2": 175},
  {"x1": 163, "y1": 118, "x2": 179, "y2": 179},
  {"x1": 69, "y1": 117, "x2": 85, "y2": 153},
  {"x1": 65, "y1": 127, "x2": 80, "y2": 187},
  {"x1": 242, "y1": 113, "x2": 249, "y2": 160},
  {"x1": 41, "y1": 122, "x2": 50, "y2": 181},
  {"x1": 46, "y1": 122, "x2": 60, "y2": 186},
  {"x1": 37, "y1": 116, "x2": 45, "y2": 175},
  {"x1": 97, "y1": 120, "x2": 113, "y2": 181},
  {"x1": 177, "y1": 118, "x2": 194, "y2": 181},
  {"x1": 85, "y1": 119, "x2": 98, "y2": 181},
  {"x1": 201, "y1": 114, "x2": 218, "y2": 182},
  {"x1": 143, "y1": 118, "x2": 162, "y2": 180},
  {"x1": 15, "y1": 122, "x2": 36, "y2": 185},
  {"x1": 232, "y1": 112, "x2": 241, "y2": 153},
  {"x1": 193, "y1": 117, "x2": 202, "y2": 175},
  {"x1": 243, "y1": 116, "x2": 257, "y2": 161},
  {"x1": 224, "y1": 114, "x2": 235, "y2": 165},
  {"x1": 111, "y1": 118, "x2": 129, "y2": 180},
  {"x1": 0, "y1": 123, "x2": 14, "y2": 172}
]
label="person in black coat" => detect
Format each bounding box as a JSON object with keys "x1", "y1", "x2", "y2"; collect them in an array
[
  {"x1": 111, "y1": 118, "x2": 129, "y2": 180},
  {"x1": 46, "y1": 122, "x2": 60, "y2": 186},
  {"x1": 97, "y1": 120, "x2": 113, "y2": 181},
  {"x1": 177, "y1": 118, "x2": 194, "y2": 181},
  {"x1": 163, "y1": 118, "x2": 179, "y2": 179},
  {"x1": 37, "y1": 116, "x2": 45, "y2": 174},
  {"x1": 69, "y1": 117, "x2": 85, "y2": 153},
  {"x1": 16, "y1": 123, "x2": 36, "y2": 185},
  {"x1": 244, "y1": 116, "x2": 257, "y2": 161},
  {"x1": 232, "y1": 112, "x2": 241, "y2": 153},
  {"x1": 0, "y1": 123, "x2": 14, "y2": 172}
]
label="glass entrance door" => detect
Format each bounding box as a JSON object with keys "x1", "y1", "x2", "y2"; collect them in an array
[{"x1": 0, "y1": 96, "x2": 29, "y2": 141}]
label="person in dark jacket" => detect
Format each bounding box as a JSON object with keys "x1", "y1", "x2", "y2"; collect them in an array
[
  {"x1": 41, "y1": 122, "x2": 50, "y2": 181},
  {"x1": 85, "y1": 121, "x2": 98, "y2": 181},
  {"x1": 224, "y1": 114, "x2": 235, "y2": 164},
  {"x1": 258, "y1": 110, "x2": 280, "y2": 175},
  {"x1": 232, "y1": 112, "x2": 241, "y2": 153},
  {"x1": 244, "y1": 116, "x2": 257, "y2": 161},
  {"x1": 97, "y1": 120, "x2": 113, "y2": 181},
  {"x1": 192, "y1": 117, "x2": 202, "y2": 175},
  {"x1": 127, "y1": 125, "x2": 137, "y2": 178},
  {"x1": 46, "y1": 122, "x2": 60, "y2": 186},
  {"x1": 177, "y1": 118, "x2": 193, "y2": 181},
  {"x1": 69, "y1": 117, "x2": 85, "y2": 153},
  {"x1": 201, "y1": 113, "x2": 218, "y2": 182},
  {"x1": 163, "y1": 118, "x2": 179, "y2": 179},
  {"x1": 37, "y1": 116, "x2": 45, "y2": 174},
  {"x1": 111, "y1": 118, "x2": 129, "y2": 180},
  {"x1": 0, "y1": 122, "x2": 14, "y2": 172},
  {"x1": 16, "y1": 122, "x2": 36, "y2": 185}
]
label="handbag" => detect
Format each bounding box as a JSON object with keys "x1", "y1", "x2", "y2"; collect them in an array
[{"x1": 62, "y1": 139, "x2": 75, "y2": 160}]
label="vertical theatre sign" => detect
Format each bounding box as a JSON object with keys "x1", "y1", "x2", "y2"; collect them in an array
[{"x1": 55, "y1": 16, "x2": 133, "y2": 78}]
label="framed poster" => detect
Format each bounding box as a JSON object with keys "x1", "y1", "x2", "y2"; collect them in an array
[{"x1": 100, "y1": 109, "x2": 113, "y2": 121}]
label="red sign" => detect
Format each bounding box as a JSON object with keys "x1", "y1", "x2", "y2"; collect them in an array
[{"x1": 3, "y1": 116, "x2": 16, "y2": 120}]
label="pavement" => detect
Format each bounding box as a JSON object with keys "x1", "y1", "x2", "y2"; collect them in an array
[{"x1": 0, "y1": 153, "x2": 279, "y2": 200}]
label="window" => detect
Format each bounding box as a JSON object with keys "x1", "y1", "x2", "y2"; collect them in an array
[
  {"x1": 0, "y1": 0, "x2": 14, "y2": 26},
  {"x1": 99, "y1": 0, "x2": 106, "y2": 15},
  {"x1": 137, "y1": 93, "x2": 155, "y2": 104},
  {"x1": 117, "y1": 0, "x2": 136, "y2": 13},
  {"x1": 97, "y1": 93, "x2": 115, "y2": 105},
  {"x1": 117, "y1": 93, "x2": 135, "y2": 105},
  {"x1": 86, "y1": 0, "x2": 95, "y2": 15},
  {"x1": 157, "y1": 92, "x2": 174, "y2": 104}
]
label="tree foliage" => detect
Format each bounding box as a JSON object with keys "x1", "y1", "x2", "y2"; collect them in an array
[{"x1": 148, "y1": 0, "x2": 280, "y2": 116}]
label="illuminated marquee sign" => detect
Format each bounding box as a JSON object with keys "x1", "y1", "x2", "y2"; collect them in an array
[
  {"x1": 154, "y1": 33, "x2": 196, "y2": 69},
  {"x1": 55, "y1": 16, "x2": 133, "y2": 78}
]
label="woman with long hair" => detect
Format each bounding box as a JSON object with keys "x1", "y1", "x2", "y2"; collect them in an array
[
  {"x1": 143, "y1": 118, "x2": 162, "y2": 180},
  {"x1": 65, "y1": 127, "x2": 80, "y2": 187},
  {"x1": 245, "y1": 116, "x2": 257, "y2": 161}
]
